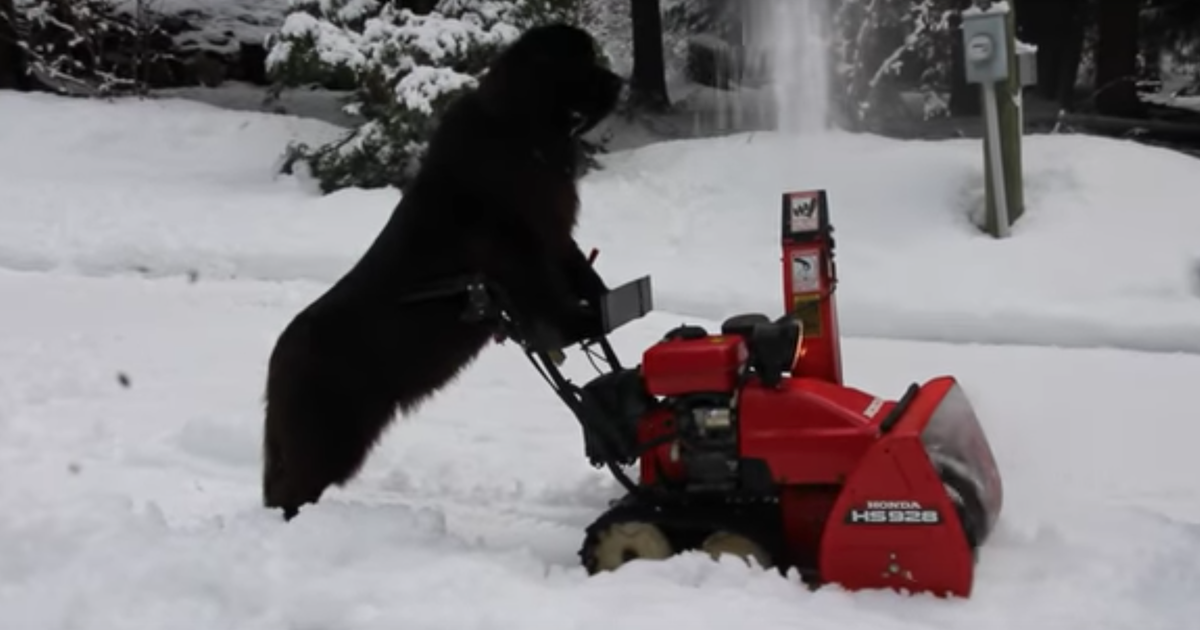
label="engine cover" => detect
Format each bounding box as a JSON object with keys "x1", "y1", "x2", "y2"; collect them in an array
[{"x1": 641, "y1": 334, "x2": 747, "y2": 397}]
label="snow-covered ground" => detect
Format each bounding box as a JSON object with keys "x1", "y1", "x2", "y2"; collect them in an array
[
  {"x1": 4, "y1": 91, "x2": 1199, "y2": 353},
  {"x1": 1, "y1": 91, "x2": 1199, "y2": 629}
]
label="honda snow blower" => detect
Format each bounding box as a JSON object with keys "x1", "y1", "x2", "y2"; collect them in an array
[{"x1": 463, "y1": 190, "x2": 1004, "y2": 598}]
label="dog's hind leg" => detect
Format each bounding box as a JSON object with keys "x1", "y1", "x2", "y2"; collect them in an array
[{"x1": 263, "y1": 391, "x2": 398, "y2": 520}]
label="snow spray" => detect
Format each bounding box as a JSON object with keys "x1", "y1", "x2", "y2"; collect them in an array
[{"x1": 744, "y1": 0, "x2": 832, "y2": 134}]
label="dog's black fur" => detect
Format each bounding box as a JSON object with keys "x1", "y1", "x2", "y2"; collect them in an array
[{"x1": 261, "y1": 24, "x2": 624, "y2": 520}]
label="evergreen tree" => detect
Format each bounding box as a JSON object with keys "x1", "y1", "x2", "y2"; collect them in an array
[
  {"x1": 831, "y1": 0, "x2": 960, "y2": 126},
  {"x1": 266, "y1": 0, "x2": 594, "y2": 194},
  {"x1": 3, "y1": 0, "x2": 172, "y2": 96}
]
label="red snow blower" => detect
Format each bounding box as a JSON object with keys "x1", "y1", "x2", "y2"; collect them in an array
[{"x1": 461, "y1": 190, "x2": 1003, "y2": 599}]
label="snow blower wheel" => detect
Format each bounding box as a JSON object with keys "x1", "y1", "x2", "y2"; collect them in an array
[
  {"x1": 700, "y1": 530, "x2": 774, "y2": 569},
  {"x1": 584, "y1": 520, "x2": 674, "y2": 572}
]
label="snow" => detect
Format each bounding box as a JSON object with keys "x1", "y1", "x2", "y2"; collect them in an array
[
  {"x1": 1142, "y1": 91, "x2": 1200, "y2": 114},
  {"x1": 395, "y1": 66, "x2": 478, "y2": 114},
  {"x1": 962, "y1": 1, "x2": 1010, "y2": 18},
  {"x1": 113, "y1": 0, "x2": 292, "y2": 54},
  {"x1": 271, "y1": 11, "x2": 369, "y2": 70},
  {"x1": 2, "y1": 90, "x2": 1200, "y2": 628},
  {"x1": 1174, "y1": 95, "x2": 1200, "y2": 112},
  {"x1": 4, "y1": 91, "x2": 1199, "y2": 355}
]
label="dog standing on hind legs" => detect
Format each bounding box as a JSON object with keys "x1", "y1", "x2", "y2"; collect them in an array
[{"x1": 261, "y1": 24, "x2": 624, "y2": 521}]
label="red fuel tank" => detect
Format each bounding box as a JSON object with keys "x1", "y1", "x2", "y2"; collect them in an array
[{"x1": 641, "y1": 334, "x2": 747, "y2": 397}]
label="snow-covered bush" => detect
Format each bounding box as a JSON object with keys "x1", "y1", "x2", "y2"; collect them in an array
[{"x1": 266, "y1": 0, "x2": 591, "y2": 193}]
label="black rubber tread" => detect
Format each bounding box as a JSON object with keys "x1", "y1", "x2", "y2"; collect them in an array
[{"x1": 578, "y1": 493, "x2": 797, "y2": 579}]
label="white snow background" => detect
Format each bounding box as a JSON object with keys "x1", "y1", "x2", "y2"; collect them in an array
[{"x1": 1, "y1": 90, "x2": 1200, "y2": 630}]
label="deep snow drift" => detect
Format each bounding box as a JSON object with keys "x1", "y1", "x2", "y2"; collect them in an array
[{"x1": 1, "y1": 91, "x2": 1199, "y2": 629}]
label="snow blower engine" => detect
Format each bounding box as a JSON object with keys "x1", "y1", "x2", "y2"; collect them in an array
[{"x1": 466, "y1": 190, "x2": 1004, "y2": 599}]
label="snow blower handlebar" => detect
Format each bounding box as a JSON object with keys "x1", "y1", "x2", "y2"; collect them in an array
[
  {"x1": 456, "y1": 273, "x2": 653, "y2": 360},
  {"x1": 392, "y1": 264, "x2": 656, "y2": 498},
  {"x1": 457, "y1": 273, "x2": 656, "y2": 498}
]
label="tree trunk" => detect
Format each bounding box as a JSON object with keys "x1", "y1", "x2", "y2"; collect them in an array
[
  {"x1": 0, "y1": 0, "x2": 27, "y2": 90},
  {"x1": 629, "y1": 0, "x2": 670, "y2": 111},
  {"x1": 1056, "y1": 0, "x2": 1086, "y2": 110},
  {"x1": 1093, "y1": 0, "x2": 1142, "y2": 116}
]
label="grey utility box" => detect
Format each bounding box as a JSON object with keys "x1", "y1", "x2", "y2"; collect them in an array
[
  {"x1": 960, "y1": 9, "x2": 1009, "y2": 85},
  {"x1": 1016, "y1": 44, "x2": 1038, "y2": 87}
]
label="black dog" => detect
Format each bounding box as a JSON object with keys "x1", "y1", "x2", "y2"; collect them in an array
[{"x1": 261, "y1": 24, "x2": 624, "y2": 520}]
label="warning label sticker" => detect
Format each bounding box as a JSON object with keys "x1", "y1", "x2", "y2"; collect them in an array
[
  {"x1": 791, "y1": 252, "x2": 821, "y2": 293},
  {"x1": 791, "y1": 295, "x2": 822, "y2": 337},
  {"x1": 788, "y1": 193, "x2": 821, "y2": 233}
]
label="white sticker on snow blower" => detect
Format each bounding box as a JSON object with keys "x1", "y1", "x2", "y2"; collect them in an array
[
  {"x1": 791, "y1": 253, "x2": 821, "y2": 293},
  {"x1": 863, "y1": 397, "x2": 885, "y2": 418},
  {"x1": 844, "y1": 501, "x2": 942, "y2": 525},
  {"x1": 788, "y1": 194, "x2": 820, "y2": 233}
]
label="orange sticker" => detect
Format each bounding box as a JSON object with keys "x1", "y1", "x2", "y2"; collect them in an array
[{"x1": 791, "y1": 294, "x2": 823, "y2": 337}]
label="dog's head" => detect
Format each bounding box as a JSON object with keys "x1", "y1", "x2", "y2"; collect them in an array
[{"x1": 479, "y1": 23, "x2": 624, "y2": 139}]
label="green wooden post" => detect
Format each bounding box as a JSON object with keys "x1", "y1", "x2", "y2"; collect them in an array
[{"x1": 980, "y1": 3, "x2": 1025, "y2": 237}]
